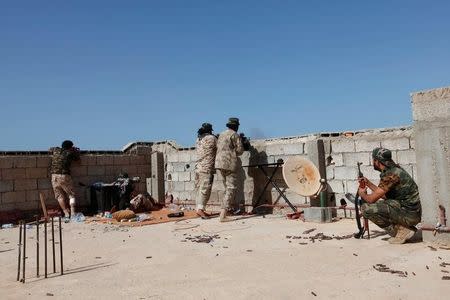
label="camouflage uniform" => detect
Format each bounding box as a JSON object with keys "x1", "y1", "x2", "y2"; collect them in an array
[
  {"x1": 362, "y1": 165, "x2": 421, "y2": 229},
  {"x1": 194, "y1": 133, "x2": 217, "y2": 210},
  {"x1": 50, "y1": 147, "x2": 80, "y2": 208},
  {"x1": 215, "y1": 128, "x2": 244, "y2": 209}
]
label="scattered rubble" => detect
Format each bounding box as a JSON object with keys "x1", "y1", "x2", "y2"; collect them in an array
[
  {"x1": 184, "y1": 234, "x2": 220, "y2": 243},
  {"x1": 373, "y1": 264, "x2": 408, "y2": 277}
]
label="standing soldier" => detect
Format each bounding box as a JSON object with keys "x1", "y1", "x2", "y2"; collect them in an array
[
  {"x1": 194, "y1": 123, "x2": 217, "y2": 219},
  {"x1": 50, "y1": 140, "x2": 81, "y2": 219},
  {"x1": 215, "y1": 118, "x2": 244, "y2": 222}
]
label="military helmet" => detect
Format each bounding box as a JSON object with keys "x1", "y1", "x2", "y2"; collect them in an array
[{"x1": 201, "y1": 122, "x2": 213, "y2": 132}]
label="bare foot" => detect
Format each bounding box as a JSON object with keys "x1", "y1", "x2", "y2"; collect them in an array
[{"x1": 196, "y1": 209, "x2": 210, "y2": 219}]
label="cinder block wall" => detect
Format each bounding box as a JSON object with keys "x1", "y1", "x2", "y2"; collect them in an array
[
  {"x1": 164, "y1": 126, "x2": 417, "y2": 211},
  {"x1": 0, "y1": 147, "x2": 153, "y2": 214}
]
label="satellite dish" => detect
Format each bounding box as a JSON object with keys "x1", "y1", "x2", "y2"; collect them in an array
[{"x1": 282, "y1": 156, "x2": 321, "y2": 197}]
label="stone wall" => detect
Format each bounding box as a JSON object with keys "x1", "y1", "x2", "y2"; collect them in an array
[{"x1": 164, "y1": 126, "x2": 417, "y2": 211}]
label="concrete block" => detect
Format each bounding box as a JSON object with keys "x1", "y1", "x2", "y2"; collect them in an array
[
  {"x1": 0, "y1": 157, "x2": 15, "y2": 168},
  {"x1": 304, "y1": 207, "x2": 333, "y2": 223},
  {"x1": 120, "y1": 165, "x2": 138, "y2": 175},
  {"x1": 166, "y1": 173, "x2": 178, "y2": 181},
  {"x1": 173, "y1": 162, "x2": 188, "y2": 172},
  {"x1": 14, "y1": 179, "x2": 37, "y2": 191},
  {"x1": 328, "y1": 180, "x2": 345, "y2": 193},
  {"x1": 113, "y1": 156, "x2": 130, "y2": 166},
  {"x1": 72, "y1": 166, "x2": 88, "y2": 176},
  {"x1": 97, "y1": 155, "x2": 114, "y2": 165},
  {"x1": 381, "y1": 138, "x2": 410, "y2": 151},
  {"x1": 283, "y1": 143, "x2": 304, "y2": 155},
  {"x1": 178, "y1": 172, "x2": 191, "y2": 182},
  {"x1": 0, "y1": 180, "x2": 14, "y2": 192},
  {"x1": 412, "y1": 164, "x2": 418, "y2": 181},
  {"x1": 26, "y1": 190, "x2": 40, "y2": 202},
  {"x1": 166, "y1": 153, "x2": 178, "y2": 163},
  {"x1": 38, "y1": 178, "x2": 52, "y2": 190},
  {"x1": 36, "y1": 156, "x2": 51, "y2": 168},
  {"x1": 26, "y1": 167, "x2": 48, "y2": 179},
  {"x1": 178, "y1": 152, "x2": 191, "y2": 163},
  {"x1": 332, "y1": 139, "x2": 355, "y2": 153},
  {"x1": 14, "y1": 157, "x2": 37, "y2": 168},
  {"x1": 88, "y1": 166, "x2": 106, "y2": 176},
  {"x1": 2, "y1": 168, "x2": 26, "y2": 180},
  {"x1": 166, "y1": 163, "x2": 174, "y2": 173},
  {"x1": 191, "y1": 153, "x2": 198, "y2": 162},
  {"x1": 329, "y1": 153, "x2": 344, "y2": 166},
  {"x1": 105, "y1": 166, "x2": 123, "y2": 176},
  {"x1": 2, "y1": 191, "x2": 26, "y2": 203},
  {"x1": 173, "y1": 181, "x2": 185, "y2": 192},
  {"x1": 344, "y1": 180, "x2": 359, "y2": 194},
  {"x1": 334, "y1": 167, "x2": 357, "y2": 180},
  {"x1": 265, "y1": 144, "x2": 285, "y2": 156},
  {"x1": 396, "y1": 150, "x2": 416, "y2": 165},
  {"x1": 355, "y1": 140, "x2": 381, "y2": 152},
  {"x1": 343, "y1": 152, "x2": 371, "y2": 166},
  {"x1": 137, "y1": 164, "x2": 151, "y2": 176},
  {"x1": 129, "y1": 155, "x2": 146, "y2": 165},
  {"x1": 80, "y1": 155, "x2": 98, "y2": 166},
  {"x1": 185, "y1": 181, "x2": 195, "y2": 191}
]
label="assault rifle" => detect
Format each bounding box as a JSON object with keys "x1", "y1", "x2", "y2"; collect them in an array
[{"x1": 353, "y1": 162, "x2": 370, "y2": 239}]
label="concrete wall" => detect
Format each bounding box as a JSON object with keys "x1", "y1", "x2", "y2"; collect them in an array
[
  {"x1": 164, "y1": 126, "x2": 417, "y2": 212},
  {"x1": 0, "y1": 148, "x2": 153, "y2": 214},
  {"x1": 412, "y1": 86, "x2": 450, "y2": 245}
]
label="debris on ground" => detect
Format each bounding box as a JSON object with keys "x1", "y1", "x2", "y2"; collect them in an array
[
  {"x1": 428, "y1": 246, "x2": 437, "y2": 251},
  {"x1": 442, "y1": 276, "x2": 450, "y2": 280},
  {"x1": 373, "y1": 264, "x2": 408, "y2": 277},
  {"x1": 311, "y1": 291, "x2": 317, "y2": 296},
  {"x1": 302, "y1": 228, "x2": 316, "y2": 234},
  {"x1": 46, "y1": 293, "x2": 54, "y2": 296},
  {"x1": 184, "y1": 234, "x2": 220, "y2": 243},
  {"x1": 440, "y1": 262, "x2": 450, "y2": 267}
]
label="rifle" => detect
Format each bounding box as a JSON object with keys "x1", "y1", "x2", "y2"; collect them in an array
[{"x1": 353, "y1": 162, "x2": 369, "y2": 239}]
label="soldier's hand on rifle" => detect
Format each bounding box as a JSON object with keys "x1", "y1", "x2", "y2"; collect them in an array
[
  {"x1": 358, "y1": 176, "x2": 368, "y2": 186},
  {"x1": 358, "y1": 186, "x2": 367, "y2": 196}
]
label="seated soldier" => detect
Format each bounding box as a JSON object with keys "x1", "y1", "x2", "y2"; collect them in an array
[{"x1": 358, "y1": 147, "x2": 422, "y2": 244}]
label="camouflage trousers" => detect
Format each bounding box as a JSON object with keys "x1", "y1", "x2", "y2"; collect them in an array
[
  {"x1": 51, "y1": 174, "x2": 76, "y2": 205},
  {"x1": 194, "y1": 172, "x2": 214, "y2": 210},
  {"x1": 362, "y1": 199, "x2": 421, "y2": 229},
  {"x1": 218, "y1": 169, "x2": 237, "y2": 210}
]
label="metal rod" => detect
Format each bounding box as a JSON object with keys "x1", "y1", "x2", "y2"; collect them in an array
[
  {"x1": 59, "y1": 217, "x2": 64, "y2": 275},
  {"x1": 17, "y1": 221, "x2": 22, "y2": 281},
  {"x1": 36, "y1": 216, "x2": 39, "y2": 278},
  {"x1": 419, "y1": 225, "x2": 450, "y2": 233},
  {"x1": 52, "y1": 217, "x2": 56, "y2": 273},
  {"x1": 44, "y1": 218, "x2": 47, "y2": 278},
  {"x1": 22, "y1": 220, "x2": 26, "y2": 283}
]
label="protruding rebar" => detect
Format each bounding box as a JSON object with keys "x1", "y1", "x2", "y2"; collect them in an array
[
  {"x1": 44, "y1": 218, "x2": 48, "y2": 278},
  {"x1": 36, "y1": 216, "x2": 39, "y2": 278},
  {"x1": 17, "y1": 221, "x2": 22, "y2": 281},
  {"x1": 51, "y1": 217, "x2": 56, "y2": 273},
  {"x1": 59, "y1": 217, "x2": 63, "y2": 275},
  {"x1": 22, "y1": 221, "x2": 26, "y2": 283}
]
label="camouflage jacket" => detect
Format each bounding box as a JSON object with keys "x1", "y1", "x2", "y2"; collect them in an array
[
  {"x1": 195, "y1": 134, "x2": 217, "y2": 174},
  {"x1": 378, "y1": 165, "x2": 421, "y2": 212},
  {"x1": 50, "y1": 147, "x2": 80, "y2": 175},
  {"x1": 215, "y1": 128, "x2": 244, "y2": 171}
]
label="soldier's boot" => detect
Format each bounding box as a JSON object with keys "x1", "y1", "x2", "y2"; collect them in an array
[
  {"x1": 219, "y1": 209, "x2": 233, "y2": 222},
  {"x1": 384, "y1": 225, "x2": 398, "y2": 237},
  {"x1": 388, "y1": 225, "x2": 415, "y2": 244}
]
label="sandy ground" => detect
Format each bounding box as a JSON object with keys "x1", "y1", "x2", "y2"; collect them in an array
[{"x1": 1, "y1": 215, "x2": 449, "y2": 300}]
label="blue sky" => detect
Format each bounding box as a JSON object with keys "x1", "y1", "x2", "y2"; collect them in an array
[{"x1": 1, "y1": 1, "x2": 449, "y2": 150}]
